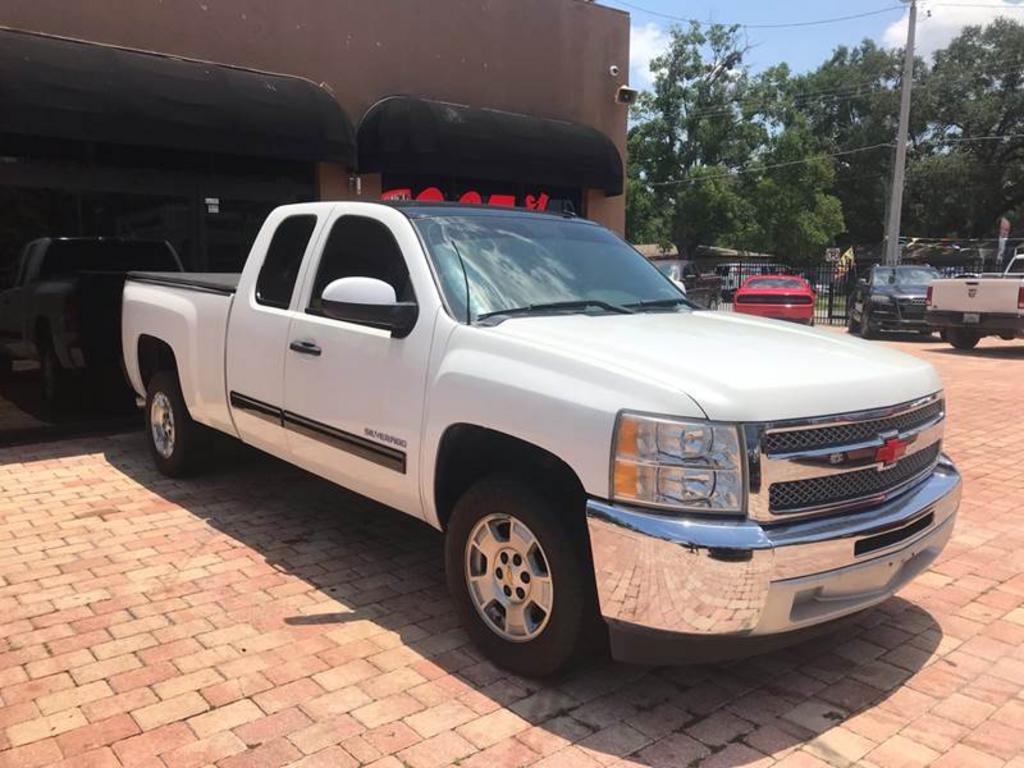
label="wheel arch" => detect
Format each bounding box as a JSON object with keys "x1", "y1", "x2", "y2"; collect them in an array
[
  {"x1": 433, "y1": 423, "x2": 587, "y2": 533},
  {"x1": 137, "y1": 335, "x2": 179, "y2": 392}
]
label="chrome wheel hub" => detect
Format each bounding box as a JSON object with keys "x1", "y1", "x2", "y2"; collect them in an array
[
  {"x1": 150, "y1": 392, "x2": 175, "y2": 458},
  {"x1": 465, "y1": 513, "x2": 553, "y2": 642}
]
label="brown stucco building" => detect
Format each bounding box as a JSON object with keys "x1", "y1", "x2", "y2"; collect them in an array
[{"x1": 0, "y1": 0, "x2": 630, "y2": 272}]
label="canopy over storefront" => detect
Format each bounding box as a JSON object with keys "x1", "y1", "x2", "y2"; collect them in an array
[
  {"x1": 357, "y1": 96, "x2": 623, "y2": 196},
  {"x1": 0, "y1": 29, "x2": 356, "y2": 165}
]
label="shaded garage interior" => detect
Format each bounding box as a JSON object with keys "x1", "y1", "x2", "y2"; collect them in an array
[{"x1": 0, "y1": 29, "x2": 354, "y2": 442}]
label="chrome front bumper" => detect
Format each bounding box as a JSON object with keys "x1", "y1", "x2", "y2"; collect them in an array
[{"x1": 586, "y1": 455, "x2": 960, "y2": 662}]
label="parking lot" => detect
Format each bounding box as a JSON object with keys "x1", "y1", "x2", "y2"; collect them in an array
[{"x1": 1, "y1": 333, "x2": 1022, "y2": 768}]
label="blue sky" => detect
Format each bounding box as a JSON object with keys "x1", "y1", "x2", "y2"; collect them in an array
[{"x1": 606, "y1": 0, "x2": 1024, "y2": 88}]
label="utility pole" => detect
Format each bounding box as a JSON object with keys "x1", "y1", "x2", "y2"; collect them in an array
[{"x1": 884, "y1": 0, "x2": 917, "y2": 265}]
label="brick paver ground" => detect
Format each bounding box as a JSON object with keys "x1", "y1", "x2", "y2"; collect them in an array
[{"x1": 1, "y1": 333, "x2": 1023, "y2": 767}]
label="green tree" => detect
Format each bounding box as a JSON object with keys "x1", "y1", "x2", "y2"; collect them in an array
[
  {"x1": 786, "y1": 40, "x2": 910, "y2": 246},
  {"x1": 628, "y1": 22, "x2": 765, "y2": 256},
  {"x1": 908, "y1": 18, "x2": 1024, "y2": 237},
  {"x1": 738, "y1": 122, "x2": 845, "y2": 260}
]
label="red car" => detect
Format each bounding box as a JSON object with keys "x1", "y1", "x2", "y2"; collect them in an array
[{"x1": 733, "y1": 275, "x2": 816, "y2": 325}]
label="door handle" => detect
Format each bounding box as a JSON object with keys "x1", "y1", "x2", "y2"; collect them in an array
[{"x1": 289, "y1": 340, "x2": 321, "y2": 357}]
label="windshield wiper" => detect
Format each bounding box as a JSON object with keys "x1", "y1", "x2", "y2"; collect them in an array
[
  {"x1": 476, "y1": 300, "x2": 634, "y2": 323},
  {"x1": 625, "y1": 297, "x2": 692, "y2": 310}
]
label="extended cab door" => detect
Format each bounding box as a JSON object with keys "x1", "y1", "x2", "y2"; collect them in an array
[
  {"x1": 225, "y1": 209, "x2": 326, "y2": 456},
  {"x1": 282, "y1": 206, "x2": 436, "y2": 517}
]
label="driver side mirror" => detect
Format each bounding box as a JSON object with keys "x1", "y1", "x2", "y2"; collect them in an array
[{"x1": 319, "y1": 277, "x2": 418, "y2": 338}]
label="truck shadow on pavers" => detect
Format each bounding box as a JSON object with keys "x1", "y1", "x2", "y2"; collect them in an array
[
  {"x1": 0, "y1": 368, "x2": 139, "y2": 446},
  {"x1": 926, "y1": 345, "x2": 1024, "y2": 360},
  {"x1": 86, "y1": 432, "x2": 946, "y2": 767}
]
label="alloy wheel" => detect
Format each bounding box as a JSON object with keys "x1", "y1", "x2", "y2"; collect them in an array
[
  {"x1": 150, "y1": 392, "x2": 176, "y2": 458},
  {"x1": 464, "y1": 512, "x2": 554, "y2": 642}
]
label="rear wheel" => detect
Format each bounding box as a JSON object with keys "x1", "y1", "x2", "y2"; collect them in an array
[
  {"x1": 38, "y1": 336, "x2": 71, "y2": 414},
  {"x1": 445, "y1": 474, "x2": 593, "y2": 677},
  {"x1": 947, "y1": 328, "x2": 981, "y2": 350},
  {"x1": 145, "y1": 371, "x2": 208, "y2": 476}
]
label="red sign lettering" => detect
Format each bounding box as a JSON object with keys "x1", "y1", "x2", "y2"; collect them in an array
[{"x1": 381, "y1": 187, "x2": 550, "y2": 211}]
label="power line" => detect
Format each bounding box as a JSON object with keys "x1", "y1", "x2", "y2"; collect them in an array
[
  {"x1": 647, "y1": 143, "x2": 894, "y2": 187},
  {"x1": 607, "y1": 1, "x2": 906, "y2": 29},
  {"x1": 641, "y1": 134, "x2": 1024, "y2": 190},
  {"x1": 924, "y1": 2, "x2": 1024, "y2": 9},
  {"x1": 639, "y1": 59, "x2": 1024, "y2": 122}
]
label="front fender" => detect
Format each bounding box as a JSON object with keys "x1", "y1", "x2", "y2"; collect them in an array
[{"x1": 420, "y1": 327, "x2": 705, "y2": 528}]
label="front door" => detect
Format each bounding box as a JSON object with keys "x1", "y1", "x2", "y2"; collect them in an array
[{"x1": 283, "y1": 209, "x2": 434, "y2": 516}]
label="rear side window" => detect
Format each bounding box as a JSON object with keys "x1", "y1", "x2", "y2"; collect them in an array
[
  {"x1": 308, "y1": 216, "x2": 413, "y2": 313},
  {"x1": 255, "y1": 215, "x2": 317, "y2": 309}
]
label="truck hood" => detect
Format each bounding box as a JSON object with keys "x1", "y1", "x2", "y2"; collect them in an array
[{"x1": 489, "y1": 310, "x2": 941, "y2": 422}]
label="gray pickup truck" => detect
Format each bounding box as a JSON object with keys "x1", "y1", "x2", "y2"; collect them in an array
[{"x1": 0, "y1": 237, "x2": 181, "y2": 406}]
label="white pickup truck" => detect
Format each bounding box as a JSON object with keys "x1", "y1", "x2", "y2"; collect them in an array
[
  {"x1": 926, "y1": 254, "x2": 1024, "y2": 349},
  {"x1": 122, "y1": 202, "x2": 961, "y2": 675}
]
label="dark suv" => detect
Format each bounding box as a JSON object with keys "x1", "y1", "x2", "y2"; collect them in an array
[{"x1": 847, "y1": 264, "x2": 940, "y2": 338}]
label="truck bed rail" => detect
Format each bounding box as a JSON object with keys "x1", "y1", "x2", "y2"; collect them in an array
[{"x1": 126, "y1": 271, "x2": 240, "y2": 296}]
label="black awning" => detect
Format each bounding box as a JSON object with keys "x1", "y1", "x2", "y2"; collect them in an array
[
  {"x1": 357, "y1": 96, "x2": 623, "y2": 196},
  {"x1": 0, "y1": 29, "x2": 355, "y2": 166}
]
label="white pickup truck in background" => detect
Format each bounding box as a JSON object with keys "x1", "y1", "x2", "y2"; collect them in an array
[
  {"x1": 121, "y1": 202, "x2": 961, "y2": 675},
  {"x1": 927, "y1": 253, "x2": 1024, "y2": 349}
]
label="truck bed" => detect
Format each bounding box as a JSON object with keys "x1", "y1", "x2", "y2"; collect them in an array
[{"x1": 127, "y1": 272, "x2": 240, "y2": 295}]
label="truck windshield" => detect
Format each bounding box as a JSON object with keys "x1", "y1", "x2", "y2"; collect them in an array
[
  {"x1": 39, "y1": 240, "x2": 181, "y2": 279},
  {"x1": 872, "y1": 267, "x2": 940, "y2": 286},
  {"x1": 412, "y1": 214, "x2": 689, "y2": 323}
]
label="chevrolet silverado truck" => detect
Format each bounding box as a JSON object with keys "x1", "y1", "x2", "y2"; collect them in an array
[
  {"x1": 121, "y1": 202, "x2": 961, "y2": 676},
  {"x1": 926, "y1": 254, "x2": 1024, "y2": 350}
]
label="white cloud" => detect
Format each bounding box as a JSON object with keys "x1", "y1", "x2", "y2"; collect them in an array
[
  {"x1": 883, "y1": 0, "x2": 1024, "y2": 61},
  {"x1": 630, "y1": 22, "x2": 669, "y2": 88}
]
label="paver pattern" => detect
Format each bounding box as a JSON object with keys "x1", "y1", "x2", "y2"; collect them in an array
[{"x1": 1, "y1": 333, "x2": 1023, "y2": 768}]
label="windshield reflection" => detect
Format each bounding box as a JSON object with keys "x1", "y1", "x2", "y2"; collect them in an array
[{"x1": 413, "y1": 214, "x2": 688, "y2": 322}]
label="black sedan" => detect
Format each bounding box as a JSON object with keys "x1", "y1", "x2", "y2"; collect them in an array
[{"x1": 847, "y1": 265, "x2": 941, "y2": 338}]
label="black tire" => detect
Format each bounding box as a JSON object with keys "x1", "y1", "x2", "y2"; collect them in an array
[
  {"x1": 145, "y1": 370, "x2": 208, "y2": 477},
  {"x1": 38, "y1": 335, "x2": 71, "y2": 415},
  {"x1": 947, "y1": 328, "x2": 981, "y2": 350},
  {"x1": 445, "y1": 474, "x2": 593, "y2": 677},
  {"x1": 859, "y1": 307, "x2": 878, "y2": 339}
]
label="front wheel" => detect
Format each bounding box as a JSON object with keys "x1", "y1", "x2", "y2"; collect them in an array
[
  {"x1": 859, "y1": 307, "x2": 878, "y2": 339},
  {"x1": 947, "y1": 328, "x2": 981, "y2": 350},
  {"x1": 445, "y1": 475, "x2": 593, "y2": 677},
  {"x1": 145, "y1": 371, "x2": 208, "y2": 477}
]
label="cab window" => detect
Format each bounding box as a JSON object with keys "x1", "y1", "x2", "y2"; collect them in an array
[
  {"x1": 255, "y1": 215, "x2": 317, "y2": 309},
  {"x1": 308, "y1": 216, "x2": 413, "y2": 314}
]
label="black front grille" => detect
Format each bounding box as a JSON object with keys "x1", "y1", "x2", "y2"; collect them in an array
[
  {"x1": 769, "y1": 443, "x2": 941, "y2": 513},
  {"x1": 762, "y1": 400, "x2": 942, "y2": 454},
  {"x1": 899, "y1": 298, "x2": 926, "y2": 319}
]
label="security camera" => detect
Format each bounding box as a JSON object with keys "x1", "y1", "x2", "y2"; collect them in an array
[
  {"x1": 616, "y1": 85, "x2": 639, "y2": 105},
  {"x1": 609, "y1": 64, "x2": 620, "y2": 77}
]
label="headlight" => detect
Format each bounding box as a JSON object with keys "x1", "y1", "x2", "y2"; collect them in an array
[
  {"x1": 612, "y1": 413, "x2": 744, "y2": 514},
  {"x1": 870, "y1": 294, "x2": 892, "y2": 304}
]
